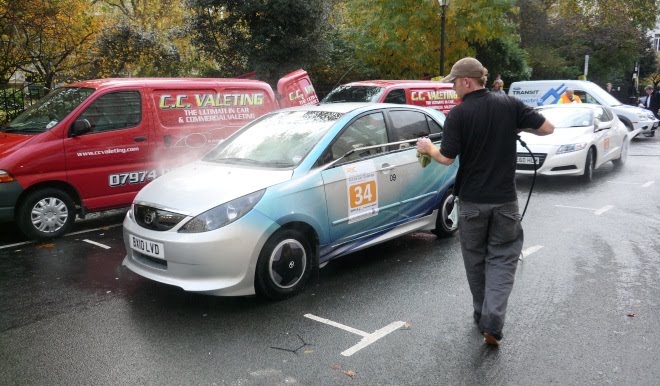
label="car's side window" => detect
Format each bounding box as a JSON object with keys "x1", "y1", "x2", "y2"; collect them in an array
[
  {"x1": 78, "y1": 91, "x2": 142, "y2": 134},
  {"x1": 388, "y1": 110, "x2": 431, "y2": 149},
  {"x1": 427, "y1": 115, "x2": 443, "y2": 135},
  {"x1": 330, "y1": 112, "x2": 388, "y2": 163},
  {"x1": 383, "y1": 89, "x2": 406, "y2": 104}
]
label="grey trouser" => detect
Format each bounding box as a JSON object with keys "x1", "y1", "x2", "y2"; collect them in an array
[{"x1": 458, "y1": 200, "x2": 524, "y2": 340}]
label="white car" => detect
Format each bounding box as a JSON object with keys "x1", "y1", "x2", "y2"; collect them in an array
[{"x1": 516, "y1": 104, "x2": 629, "y2": 182}]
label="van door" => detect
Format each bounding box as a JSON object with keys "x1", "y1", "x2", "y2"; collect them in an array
[
  {"x1": 277, "y1": 69, "x2": 319, "y2": 107},
  {"x1": 64, "y1": 89, "x2": 150, "y2": 210}
]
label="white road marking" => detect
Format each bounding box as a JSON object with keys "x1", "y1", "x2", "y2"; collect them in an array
[
  {"x1": 641, "y1": 181, "x2": 655, "y2": 188},
  {"x1": 594, "y1": 205, "x2": 614, "y2": 215},
  {"x1": 304, "y1": 313, "x2": 406, "y2": 357},
  {"x1": 0, "y1": 241, "x2": 31, "y2": 250},
  {"x1": 0, "y1": 223, "x2": 123, "y2": 250},
  {"x1": 83, "y1": 239, "x2": 111, "y2": 249},
  {"x1": 555, "y1": 204, "x2": 614, "y2": 215},
  {"x1": 522, "y1": 245, "x2": 544, "y2": 256},
  {"x1": 555, "y1": 204, "x2": 596, "y2": 211},
  {"x1": 304, "y1": 314, "x2": 368, "y2": 337}
]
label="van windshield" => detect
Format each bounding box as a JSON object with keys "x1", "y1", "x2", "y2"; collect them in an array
[
  {"x1": 3, "y1": 87, "x2": 95, "y2": 134},
  {"x1": 322, "y1": 85, "x2": 384, "y2": 103}
]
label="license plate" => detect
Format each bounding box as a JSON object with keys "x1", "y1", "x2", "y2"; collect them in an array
[
  {"x1": 129, "y1": 234, "x2": 164, "y2": 259},
  {"x1": 517, "y1": 156, "x2": 534, "y2": 164}
]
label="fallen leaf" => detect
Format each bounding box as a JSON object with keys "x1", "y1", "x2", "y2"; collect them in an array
[
  {"x1": 330, "y1": 364, "x2": 341, "y2": 370},
  {"x1": 627, "y1": 313, "x2": 636, "y2": 317},
  {"x1": 343, "y1": 370, "x2": 356, "y2": 378},
  {"x1": 38, "y1": 243, "x2": 56, "y2": 249},
  {"x1": 402, "y1": 321, "x2": 413, "y2": 329}
]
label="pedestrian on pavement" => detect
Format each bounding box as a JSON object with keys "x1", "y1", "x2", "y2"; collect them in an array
[
  {"x1": 557, "y1": 88, "x2": 582, "y2": 104},
  {"x1": 491, "y1": 78, "x2": 505, "y2": 95},
  {"x1": 416, "y1": 57, "x2": 554, "y2": 347},
  {"x1": 639, "y1": 85, "x2": 660, "y2": 119}
]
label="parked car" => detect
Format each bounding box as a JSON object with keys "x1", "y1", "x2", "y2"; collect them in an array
[
  {"x1": 516, "y1": 104, "x2": 629, "y2": 182},
  {"x1": 0, "y1": 70, "x2": 317, "y2": 240},
  {"x1": 508, "y1": 80, "x2": 658, "y2": 138},
  {"x1": 123, "y1": 103, "x2": 458, "y2": 299},
  {"x1": 321, "y1": 80, "x2": 460, "y2": 114}
]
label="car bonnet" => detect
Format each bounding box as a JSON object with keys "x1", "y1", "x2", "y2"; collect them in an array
[
  {"x1": 135, "y1": 161, "x2": 294, "y2": 216},
  {"x1": 519, "y1": 125, "x2": 594, "y2": 146}
]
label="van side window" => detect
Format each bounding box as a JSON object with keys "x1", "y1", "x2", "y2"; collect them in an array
[
  {"x1": 78, "y1": 91, "x2": 142, "y2": 134},
  {"x1": 383, "y1": 89, "x2": 406, "y2": 104},
  {"x1": 574, "y1": 90, "x2": 598, "y2": 104},
  {"x1": 330, "y1": 112, "x2": 387, "y2": 163},
  {"x1": 389, "y1": 110, "x2": 430, "y2": 146}
]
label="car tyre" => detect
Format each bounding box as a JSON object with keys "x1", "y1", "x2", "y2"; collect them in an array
[
  {"x1": 255, "y1": 228, "x2": 313, "y2": 300},
  {"x1": 432, "y1": 188, "x2": 458, "y2": 238},
  {"x1": 612, "y1": 139, "x2": 628, "y2": 168},
  {"x1": 17, "y1": 188, "x2": 76, "y2": 240},
  {"x1": 582, "y1": 147, "x2": 595, "y2": 182}
]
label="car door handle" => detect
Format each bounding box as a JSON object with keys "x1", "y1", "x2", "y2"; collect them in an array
[
  {"x1": 380, "y1": 163, "x2": 395, "y2": 172},
  {"x1": 134, "y1": 136, "x2": 147, "y2": 142}
]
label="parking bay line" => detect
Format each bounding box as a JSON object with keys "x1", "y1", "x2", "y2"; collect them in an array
[
  {"x1": 608, "y1": 180, "x2": 655, "y2": 188},
  {"x1": 555, "y1": 204, "x2": 613, "y2": 215},
  {"x1": 304, "y1": 313, "x2": 406, "y2": 357},
  {"x1": 83, "y1": 239, "x2": 111, "y2": 249}
]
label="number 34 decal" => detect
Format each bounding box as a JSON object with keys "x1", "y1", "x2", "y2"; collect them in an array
[{"x1": 349, "y1": 181, "x2": 377, "y2": 209}]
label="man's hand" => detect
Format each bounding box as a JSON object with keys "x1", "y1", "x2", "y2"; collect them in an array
[{"x1": 416, "y1": 137, "x2": 434, "y2": 155}]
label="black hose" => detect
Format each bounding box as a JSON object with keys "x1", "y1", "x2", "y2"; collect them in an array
[{"x1": 517, "y1": 135, "x2": 537, "y2": 221}]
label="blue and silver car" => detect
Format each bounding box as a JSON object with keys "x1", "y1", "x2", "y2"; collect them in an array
[{"x1": 122, "y1": 103, "x2": 458, "y2": 298}]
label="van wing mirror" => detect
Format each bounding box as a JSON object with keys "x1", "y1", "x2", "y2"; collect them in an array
[{"x1": 71, "y1": 119, "x2": 92, "y2": 136}]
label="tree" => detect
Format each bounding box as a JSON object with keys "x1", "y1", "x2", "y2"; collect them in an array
[
  {"x1": 339, "y1": 0, "x2": 523, "y2": 81},
  {"x1": 9, "y1": 0, "x2": 103, "y2": 88},
  {"x1": 91, "y1": 0, "x2": 201, "y2": 77},
  {"x1": 0, "y1": 1, "x2": 30, "y2": 84},
  {"x1": 187, "y1": 0, "x2": 333, "y2": 86}
]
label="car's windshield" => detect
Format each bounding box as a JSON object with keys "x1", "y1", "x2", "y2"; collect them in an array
[
  {"x1": 203, "y1": 110, "x2": 344, "y2": 168},
  {"x1": 322, "y1": 85, "x2": 384, "y2": 103},
  {"x1": 3, "y1": 87, "x2": 95, "y2": 134},
  {"x1": 539, "y1": 107, "x2": 593, "y2": 128}
]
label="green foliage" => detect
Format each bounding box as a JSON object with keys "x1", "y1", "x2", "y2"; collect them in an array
[
  {"x1": 188, "y1": 0, "x2": 333, "y2": 86},
  {"x1": 340, "y1": 0, "x2": 520, "y2": 80}
]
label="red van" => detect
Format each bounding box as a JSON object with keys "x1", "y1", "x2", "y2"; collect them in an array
[
  {"x1": 321, "y1": 80, "x2": 459, "y2": 114},
  {"x1": 0, "y1": 70, "x2": 318, "y2": 240}
]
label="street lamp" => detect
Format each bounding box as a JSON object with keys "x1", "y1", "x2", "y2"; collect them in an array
[{"x1": 438, "y1": 0, "x2": 449, "y2": 76}]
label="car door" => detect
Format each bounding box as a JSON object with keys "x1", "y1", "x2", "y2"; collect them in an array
[
  {"x1": 320, "y1": 111, "x2": 402, "y2": 253},
  {"x1": 385, "y1": 109, "x2": 454, "y2": 221},
  {"x1": 593, "y1": 106, "x2": 619, "y2": 162},
  {"x1": 64, "y1": 90, "x2": 150, "y2": 209}
]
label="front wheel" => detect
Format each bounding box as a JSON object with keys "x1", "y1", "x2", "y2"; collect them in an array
[
  {"x1": 612, "y1": 139, "x2": 628, "y2": 168},
  {"x1": 432, "y1": 188, "x2": 458, "y2": 238},
  {"x1": 16, "y1": 188, "x2": 76, "y2": 240},
  {"x1": 255, "y1": 229, "x2": 313, "y2": 300},
  {"x1": 581, "y1": 148, "x2": 595, "y2": 182}
]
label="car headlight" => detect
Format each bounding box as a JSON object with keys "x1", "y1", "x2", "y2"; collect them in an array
[
  {"x1": 0, "y1": 170, "x2": 15, "y2": 183},
  {"x1": 178, "y1": 189, "x2": 265, "y2": 233},
  {"x1": 556, "y1": 143, "x2": 588, "y2": 154}
]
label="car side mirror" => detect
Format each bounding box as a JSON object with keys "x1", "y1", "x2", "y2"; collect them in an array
[
  {"x1": 71, "y1": 119, "x2": 91, "y2": 136},
  {"x1": 595, "y1": 120, "x2": 610, "y2": 132}
]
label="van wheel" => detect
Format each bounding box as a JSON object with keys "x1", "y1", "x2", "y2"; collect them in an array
[
  {"x1": 17, "y1": 188, "x2": 76, "y2": 240},
  {"x1": 255, "y1": 229, "x2": 313, "y2": 300},
  {"x1": 432, "y1": 188, "x2": 458, "y2": 238},
  {"x1": 582, "y1": 148, "x2": 595, "y2": 182}
]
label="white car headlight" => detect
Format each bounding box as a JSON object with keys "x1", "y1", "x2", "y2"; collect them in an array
[
  {"x1": 556, "y1": 143, "x2": 588, "y2": 154},
  {"x1": 178, "y1": 190, "x2": 265, "y2": 233}
]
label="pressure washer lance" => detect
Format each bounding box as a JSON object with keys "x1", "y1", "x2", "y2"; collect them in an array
[{"x1": 517, "y1": 134, "x2": 537, "y2": 260}]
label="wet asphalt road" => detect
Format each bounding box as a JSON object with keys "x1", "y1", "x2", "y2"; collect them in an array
[{"x1": 0, "y1": 136, "x2": 659, "y2": 385}]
